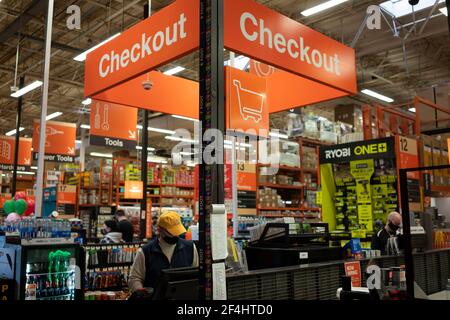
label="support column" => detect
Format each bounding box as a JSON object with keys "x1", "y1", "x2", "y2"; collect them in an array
[
  {"x1": 35, "y1": 0, "x2": 54, "y2": 217},
  {"x1": 198, "y1": 0, "x2": 225, "y2": 300},
  {"x1": 11, "y1": 76, "x2": 24, "y2": 196}
]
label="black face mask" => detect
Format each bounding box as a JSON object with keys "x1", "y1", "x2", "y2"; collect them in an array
[
  {"x1": 101, "y1": 229, "x2": 107, "y2": 235},
  {"x1": 163, "y1": 236, "x2": 179, "y2": 245},
  {"x1": 388, "y1": 222, "x2": 399, "y2": 234}
]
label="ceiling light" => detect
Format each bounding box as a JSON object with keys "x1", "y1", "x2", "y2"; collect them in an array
[
  {"x1": 224, "y1": 55, "x2": 250, "y2": 70},
  {"x1": 74, "y1": 33, "x2": 121, "y2": 62},
  {"x1": 148, "y1": 127, "x2": 176, "y2": 135},
  {"x1": 136, "y1": 124, "x2": 143, "y2": 130},
  {"x1": 440, "y1": 7, "x2": 448, "y2": 16},
  {"x1": 361, "y1": 89, "x2": 394, "y2": 103},
  {"x1": 301, "y1": 0, "x2": 350, "y2": 17},
  {"x1": 31, "y1": 166, "x2": 38, "y2": 170},
  {"x1": 171, "y1": 115, "x2": 199, "y2": 122},
  {"x1": 81, "y1": 98, "x2": 92, "y2": 105},
  {"x1": 409, "y1": 108, "x2": 416, "y2": 113},
  {"x1": 76, "y1": 140, "x2": 82, "y2": 144},
  {"x1": 80, "y1": 124, "x2": 90, "y2": 129},
  {"x1": 380, "y1": 0, "x2": 445, "y2": 18},
  {"x1": 165, "y1": 136, "x2": 198, "y2": 144},
  {"x1": 11, "y1": 80, "x2": 43, "y2": 98},
  {"x1": 5, "y1": 127, "x2": 24, "y2": 136},
  {"x1": 90, "y1": 152, "x2": 113, "y2": 158},
  {"x1": 163, "y1": 66, "x2": 185, "y2": 75},
  {"x1": 136, "y1": 146, "x2": 156, "y2": 151},
  {"x1": 46, "y1": 112, "x2": 63, "y2": 121},
  {"x1": 269, "y1": 131, "x2": 289, "y2": 139},
  {"x1": 16, "y1": 171, "x2": 35, "y2": 175},
  {"x1": 180, "y1": 151, "x2": 194, "y2": 156},
  {"x1": 224, "y1": 145, "x2": 246, "y2": 151},
  {"x1": 147, "y1": 156, "x2": 168, "y2": 164}
]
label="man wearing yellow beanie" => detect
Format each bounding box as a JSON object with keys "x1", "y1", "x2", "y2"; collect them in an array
[{"x1": 128, "y1": 211, "x2": 199, "y2": 292}]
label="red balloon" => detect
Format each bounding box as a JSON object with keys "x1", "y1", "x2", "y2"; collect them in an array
[
  {"x1": 14, "y1": 191, "x2": 27, "y2": 201},
  {"x1": 24, "y1": 198, "x2": 35, "y2": 216}
]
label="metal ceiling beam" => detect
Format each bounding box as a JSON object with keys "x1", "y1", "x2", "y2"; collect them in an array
[
  {"x1": 19, "y1": 34, "x2": 83, "y2": 54},
  {"x1": 0, "y1": 0, "x2": 48, "y2": 43}
]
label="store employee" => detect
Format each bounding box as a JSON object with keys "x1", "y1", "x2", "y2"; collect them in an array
[
  {"x1": 128, "y1": 211, "x2": 199, "y2": 292},
  {"x1": 372, "y1": 211, "x2": 403, "y2": 256}
]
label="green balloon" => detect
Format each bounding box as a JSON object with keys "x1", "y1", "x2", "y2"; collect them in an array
[
  {"x1": 3, "y1": 200, "x2": 15, "y2": 215},
  {"x1": 14, "y1": 199, "x2": 27, "y2": 216}
]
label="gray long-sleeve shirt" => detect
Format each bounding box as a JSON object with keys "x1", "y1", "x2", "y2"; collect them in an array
[{"x1": 128, "y1": 239, "x2": 199, "y2": 292}]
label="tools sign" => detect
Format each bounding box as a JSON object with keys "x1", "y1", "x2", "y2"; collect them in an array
[{"x1": 89, "y1": 100, "x2": 138, "y2": 149}]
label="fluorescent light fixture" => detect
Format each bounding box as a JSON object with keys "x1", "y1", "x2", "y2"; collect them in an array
[
  {"x1": 380, "y1": 0, "x2": 445, "y2": 18},
  {"x1": 80, "y1": 124, "x2": 90, "y2": 129},
  {"x1": 163, "y1": 66, "x2": 185, "y2": 75},
  {"x1": 81, "y1": 98, "x2": 92, "y2": 105},
  {"x1": 11, "y1": 80, "x2": 42, "y2": 98},
  {"x1": 136, "y1": 124, "x2": 143, "y2": 130},
  {"x1": 90, "y1": 152, "x2": 113, "y2": 158},
  {"x1": 301, "y1": 0, "x2": 350, "y2": 17},
  {"x1": 5, "y1": 127, "x2": 24, "y2": 136},
  {"x1": 225, "y1": 55, "x2": 250, "y2": 70},
  {"x1": 136, "y1": 146, "x2": 156, "y2": 151},
  {"x1": 224, "y1": 140, "x2": 253, "y2": 148},
  {"x1": 171, "y1": 115, "x2": 199, "y2": 122},
  {"x1": 165, "y1": 136, "x2": 198, "y2": 144},
  {"x1": 361, "y1": 89, "x2": 394, "y2": 103},
  {"x1": 269, "y1": 131, "x2": 289, "y2": 139},
  {"x1": 147, "y1": 156, "x2": 168, "y2": 164},
  {"x1": 180, "y1": 151, "x2": 194, "y2": 156},
  {"x1": 224, "y1": 145, "x2": 246, "y2": 151},
  {"x1": 440, "y1": 7, "x2": 448, "y2": 16},
  {"x1": 409, "y1": 108, "x2": 416, "y2": 113},
  {"x1": 148, "y1": 127, "x2": 176, "y2": 135},
  {"x1": 46, "y1": 112, "x2": 63, "y2": 121},
  {"x1": 75, "y1": 140, "x2": 82, "y2": 144},
  {"x1": 74, "y1": 33, "x2": 121, "y2": 62},
  {"x1": 16, "y1": 171, "x2": 35, "y2": 175},
  {"x1": 31, "y1": 166, "x2": 38, "y2": 170}
]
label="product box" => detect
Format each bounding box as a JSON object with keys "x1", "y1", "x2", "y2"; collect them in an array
[
  {"x1": 420, "y1": 135, "x2": 433, "y2": 167},
  {"x1": 440, "y1": 140, "x2": 450, "y2": 185}
]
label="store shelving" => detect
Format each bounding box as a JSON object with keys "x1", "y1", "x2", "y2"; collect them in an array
[{"x1": 258, "y1": 183, "x2": 303, "y2": 190}]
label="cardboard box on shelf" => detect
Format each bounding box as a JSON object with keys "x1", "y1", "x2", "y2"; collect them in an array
[
  {"x1": 420, "y1": 135, "x2": 433, "y2": 167},
  {"x1": 432, "y1": 138, "x2": 443, "y2": 185},
  {"x1": 440, "y1": 140, "x2": 450, "y2": 185}
]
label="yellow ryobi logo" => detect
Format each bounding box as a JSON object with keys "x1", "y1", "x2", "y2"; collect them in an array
[{"x1": 354, "y1": 143, "x2": 387, "y2": 156}]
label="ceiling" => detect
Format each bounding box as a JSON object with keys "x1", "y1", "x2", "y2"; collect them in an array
[{"x1": 0, "y1": 0, "x2": 449, "y2": 159}]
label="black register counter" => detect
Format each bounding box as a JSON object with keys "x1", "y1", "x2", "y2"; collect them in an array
[{"x1": 226, "y1": 249, "x2": 450, "y2": 300}]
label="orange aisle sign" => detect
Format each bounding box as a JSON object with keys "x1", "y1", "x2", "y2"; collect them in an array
[
  {"x1": 225, "y1": 66, "x2": 269, "y2": 137},
  {"x1": 0, "y1": 136, "x2": 32, "y2": 171},
  {"x1": 93, "y1": 71, "x2": 199, "y2": 120},
  {"x1": 84, "y1": 0, "x2": 200, "y2": 97},
  {"x1": 56, "y1": 185, "x2": 77, "y2": 205},
  {"x1": 33, "y1": 120, "x2": 76, "y2": 163},
  {"x1": 397, "y1": 136, "x2": 420, "y2": 180},
  {"x1": 344, "y1": 261, "x2": 362, "y2": 288},
  {"x1": 237, "y1": 163, "x2": 257, "y2": 191},
  {"x1": 124, "y1": 181, "x2": 144, "y2": 199},
  {"x1": 90, "y1": 100, "x2": 138, "y2": 148},
  {"x1": 224, "y1": 0, "x2": 357, "y2": 95},
  {"x1": 448, "y1": 139, "x2": 450, "y2": 164},
  {"x1": 250, "y1": 60, "x2": 348, "y2": 113}
]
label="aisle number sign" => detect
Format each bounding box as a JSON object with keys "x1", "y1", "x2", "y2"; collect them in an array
[
  {"x1": 0, "y1": 136, "x2": 32, "y2": 171},
  {"x1": 32, "y1": 120, "x2": 76, "y2": 163},
  {"x1": 89, "y1": 99, "x2": 138, "y2": 149},
  {"x1": 397, "y1": 136, "x2": 419, "y2": 180},
  {"x1": 236, "y1": 162, "x2": 257, "y2": 191},
  {"x1": 124, "y1": 181, "x2": 143, "y2": 199}
]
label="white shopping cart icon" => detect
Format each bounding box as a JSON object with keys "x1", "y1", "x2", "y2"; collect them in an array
[{"x1": 233, "y1": 79, "x2": 265, "y2": 123}]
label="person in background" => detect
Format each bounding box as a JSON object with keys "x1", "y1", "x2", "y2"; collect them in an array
[
  {"x1": 372, "y1": 211, "x2": 403, "y2": 256},
  {"x1": 128, "y1": 211, "x2": 199, "y2": 293},
  {"x1": 151, "y1": 214, "x2": 159, "y2": 239},
  {"x1": 115, "y1": 209, "x2": 134, "y2": 242},
  {"x1": 100, "y1": 220, "x2": 124, "y2": 244}
]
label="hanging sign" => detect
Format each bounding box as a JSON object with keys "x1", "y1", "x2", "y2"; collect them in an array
[
  {"x1": 84, "y1": 0, "x2": 200, "y2": 97},
  {"x1": 124, "y1": 181, "x2": 144, "y2": 199},
  {"x1": 89, "y1": 99, "x2": 138, "y2": 148},
  {"x1": 0, "y1": 136, "x2": 32, "y2": 171},
  {"x1": 224, "y1": 0, "x2": 357, "y2": 95},
  {"x1": 32, "y1": 120, "x2": 76, "y2": 163},
  {"x1": 236, "y1": 163, "x2": 257, "y2": 191},
  {"x1": 397, "y1": 136, "x2": 420, "y2": 180},
  {"x1": 320, "y1": 137, "x2": 395, "y2": 164}
]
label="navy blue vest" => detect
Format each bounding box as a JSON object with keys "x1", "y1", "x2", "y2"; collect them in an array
[{"x1": 142, "y1": 238, "x2": 194, "y2": 288}]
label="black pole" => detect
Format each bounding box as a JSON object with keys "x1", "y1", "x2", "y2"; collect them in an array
[
  {"x1": 140, "y1": 4, "x2": 150, "y2": 240},
  {"x1": 11, "y1": 76, "x2": 25, "y2": 196},
  {"x1": 198, "y1": 0, "x2": 225, "y2": 300},
  {"x1": 433, "y1": 87, "x2": 438, "y2": 128},
  {"x1": 399, "y1": 168, "x2": 415, "y2": 300}
]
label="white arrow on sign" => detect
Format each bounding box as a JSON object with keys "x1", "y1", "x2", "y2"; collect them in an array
[
  {"x1": 129, "y1": 130, "x2": 136, "y2": 139},
  {"x1": 68, "y1": 147, "x2": 75, "y2": 154}
]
